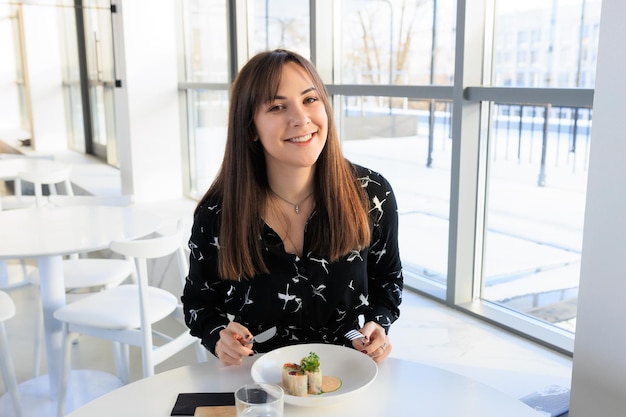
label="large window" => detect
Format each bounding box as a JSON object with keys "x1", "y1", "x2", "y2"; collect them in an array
[
  {"x1": 478, "y1": 0, "x2": 600, "y2": 340},
  {"x1": 179, "y1": 0, "x2": 602, "y2": 354},
  {"x1": 248, "y1": 0, "x2": 310, "y2": 57},
  {"x1": 0, "y1": 3, "x2": 31, "y2": 138},
  {"x1": 179, "y1": 0, "x2": 230, "y2": 198},
  {"x1": 339, "y1": 0, "x2": 455, "y2": 85}
]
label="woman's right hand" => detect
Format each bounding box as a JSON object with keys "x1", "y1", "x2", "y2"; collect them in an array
[{"x1": 215, "y1": 322, "x2": 255, "y2": 365}]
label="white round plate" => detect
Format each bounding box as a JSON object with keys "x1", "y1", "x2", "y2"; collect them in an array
[{"x1": 251, "y1": 343, "x2": 377, "y2": 407}]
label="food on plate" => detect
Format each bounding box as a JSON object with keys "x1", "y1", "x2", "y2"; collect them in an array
[
  {"x1": 282, "y1": 362, "x2": 308, "y2": 396},
  {"x1": 282, "y1": 352, "x2": 341, "y2": 396},
  {"x1": 321, "y1": 375, "x2": 342, "y2": 393},
  {"x1": 300, "y1": 352, "x2": 322, "y2": 394}
]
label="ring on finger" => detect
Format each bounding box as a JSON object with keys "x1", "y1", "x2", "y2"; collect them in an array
[{"x1": 380, "y1": 342, "x2": 388, "y2": 352}]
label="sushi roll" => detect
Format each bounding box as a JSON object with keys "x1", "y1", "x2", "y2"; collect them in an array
[
  {"x1": 300, "y1": 352, "x2": 322, "y2": 395},
  {"x1": 306, "y1": 369, "x2": 322, "y2": 395},
  {"x1": 282, "y1": 363, "x2": 308, "y2": 396}
]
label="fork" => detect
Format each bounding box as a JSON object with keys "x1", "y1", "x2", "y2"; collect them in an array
[{"x1": 344, "y1": 329, "x2": 367, "y2": 343}]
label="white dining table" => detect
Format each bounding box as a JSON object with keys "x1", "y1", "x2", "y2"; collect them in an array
[
  {"x1": 0, "y1": 205, "x2": 162, "y2": 416},
  {"x1": 63, "y1": 354, "x2": 542, "y2": 417}
]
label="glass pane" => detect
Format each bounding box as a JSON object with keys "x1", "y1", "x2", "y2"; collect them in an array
[
  {"x1": 493, "y1": 0, "x2": 602, "y2": 88},
  {"x1": 338, "y1": 0, "x2": 456, "y2": 85},
  {"x1": 339, "y1": 96, "x2": 452, "y2": 295},
  {"x1": 59, "y1": 5, "x2": 85, "y2": 153},
  {"x1": 83, "y1": 1, "x2": 116, "y2": 152},
  {"x1": 183, "y1": 0, "x2": 229, "y2": 83},
  {"x1": 481, "y1": 104, "x2": 591, "y2": 332},
  {"x1": 248, "y1": 0, "x2": 310, "y2": 57},
  {"x1": 0, "y1": 4, "x2": 28, "y2": 133},
  {"x1": 187, "y1": 89, "x2": 229, "y2": 198}
]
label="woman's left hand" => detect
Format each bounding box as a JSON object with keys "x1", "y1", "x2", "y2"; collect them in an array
[{"x1": 352, "y1": 321, "x2": 391, "y2": 363}]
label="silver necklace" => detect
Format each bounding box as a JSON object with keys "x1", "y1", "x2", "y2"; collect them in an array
[{"x1": 271, "y1": 190, "x2": 313, "y2": 214}]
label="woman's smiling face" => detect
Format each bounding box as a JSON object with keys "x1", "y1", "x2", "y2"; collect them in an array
[{"x1": 253, "y1": 61, "x2": 328, "y2": 171}]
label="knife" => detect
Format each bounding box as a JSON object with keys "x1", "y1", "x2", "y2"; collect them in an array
[{"x1": 246, "y1": 326, "x2": 277, "y2": 345}]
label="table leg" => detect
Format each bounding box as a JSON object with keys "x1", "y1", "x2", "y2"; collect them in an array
[{"x1": 37, "y1": 255, "x2": 65, "y2": 398}]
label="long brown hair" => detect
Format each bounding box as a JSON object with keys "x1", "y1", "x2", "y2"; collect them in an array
[{"x1": 196, "y1": 49, "x2": 370, "y2": 280}]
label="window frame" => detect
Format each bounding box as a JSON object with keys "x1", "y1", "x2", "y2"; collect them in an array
[{"x1": 178, "y1": 0, "x2": 596, "y2": 355}]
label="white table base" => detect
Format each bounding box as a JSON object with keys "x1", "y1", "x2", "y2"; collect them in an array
[{"x1": 0, "y1": 370, "x2": 123, "y2": 417}]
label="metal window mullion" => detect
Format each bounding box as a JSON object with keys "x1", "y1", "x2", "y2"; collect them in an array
[
  {"x1": 228, "y1": 0, "x2": 246, "y2": 80},
  {"x1": 465, "y1": 86, "x2": 594, "y2": 107},
  {"x1": 447, "y1": 0, "x2": 487, "y2": 306},
  {"x1": 74, "y1": 0, "x2": 93, "y2": 155},
  {"x1": 327, "y1": 84, "x2": 453, "y2": 100}
]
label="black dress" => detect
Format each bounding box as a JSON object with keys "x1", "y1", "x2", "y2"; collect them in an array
[{"x1": 182, "y1": 164, "x2": 403, "y2": 356}]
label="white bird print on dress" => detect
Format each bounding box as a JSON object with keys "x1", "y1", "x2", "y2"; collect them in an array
[
  {"x1": 357, "y1": 293, "x2": 369, "y2": 308},
  {"x1": 311, "y1": 284, "x2": 327, "y2": 301},
  {"x1": 278, "y1": 283, "x2": 297, "y2": 310},
  {"x1": 347, "y1": 250, "x2": 363, "y2": 262},
  {"x1": 242, "y1": 286, "x2": 254, "y2": 307},
  {"x1": 369, "y1": 195, "x2": 386, "y2": 221},
  {"x1": 188, "y1": 307, "x2": 204, "y2": 322},
  {"x1": 372, "y1": 243, "x2": 387, "y2": 263},
  {"x1": 201, "y1": 281, "x2": 216, "y2": 292},
  {"x1": 292, "y1": 297, "x2": 303, "y2": 312},
  {"x1": 358, "y1": 175, "x2": 381, "y2": 188},
  {"x1": 189, "y1": 240, "x2": 204, "y2": 260},
  {"x1": 225, "y1": 285, "x2": 235, "y2": 303},
  {"x1": 291, "y1": 263, "x2": 308, "y2": 283},
  {"x1": 309, "y1": 256, "x2": 329, "y2": 273},
  {"x1": 383, "y1": 281, "x2": 403, "y2": 298},
  {"x1": 210, "y1": 236, "x2": 220, "y2": 250}
]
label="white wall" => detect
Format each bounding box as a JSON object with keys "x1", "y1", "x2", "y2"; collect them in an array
[
  {"x1": 569, "y1": 0, "x2": 626, "y2": 414},
  {"x1": 115, "y1": 0, "x2": 184, "y2": 202}
]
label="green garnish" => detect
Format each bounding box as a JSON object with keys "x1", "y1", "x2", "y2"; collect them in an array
[{"x1": 300, "y1": 352, "x2": 320, "y2": 372}]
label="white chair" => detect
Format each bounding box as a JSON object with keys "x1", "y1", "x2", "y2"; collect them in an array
[
  {"x1": 0, "y1": 291, "x2": 23, "y2": 417},
  {"x1": 1, "y1": 163, "x2": 72, "y2": 211},
  {"x1": 17, "y1": 164, "x2": 74, "y2": 207},
  {"x1": 0, "y1": 153, "x2": 53, "y2": 208},
  {"x1": 26, "y1": 193, "x2": 136, "y2": 377},
  {"x1": 54, "y1": 220, "x2": 205, "y2": 417}
]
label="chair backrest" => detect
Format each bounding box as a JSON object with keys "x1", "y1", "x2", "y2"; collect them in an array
[
  {"x1": 109, "y1": 220, "x2": 185, "y2": 303},
  {"x1": 110, "y1": 221, "x2": 184, "y2": 261},
  {"x1": 108, "y1": 219, "x2": 192, "y2": 377},
  {"x1": 17, "y1": 164, "x2": 74, "y2": 207}
]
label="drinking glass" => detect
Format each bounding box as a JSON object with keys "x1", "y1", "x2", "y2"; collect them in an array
[{"x1": 234, "y1": 383, "x2": 284, "y2": 417}]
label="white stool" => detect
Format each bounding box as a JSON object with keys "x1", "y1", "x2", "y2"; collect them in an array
[{"x1": 0, "y1": 290, "x2": 23, "y2": 417}]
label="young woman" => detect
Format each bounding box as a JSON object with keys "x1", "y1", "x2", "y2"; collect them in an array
[{"x1": 182, "y1": 49, "x2": 403, "y2": 366}]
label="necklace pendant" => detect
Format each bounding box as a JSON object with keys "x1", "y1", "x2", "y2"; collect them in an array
[{"x1": 295, "y1": 204, "x2": 300, "y2": 214}]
